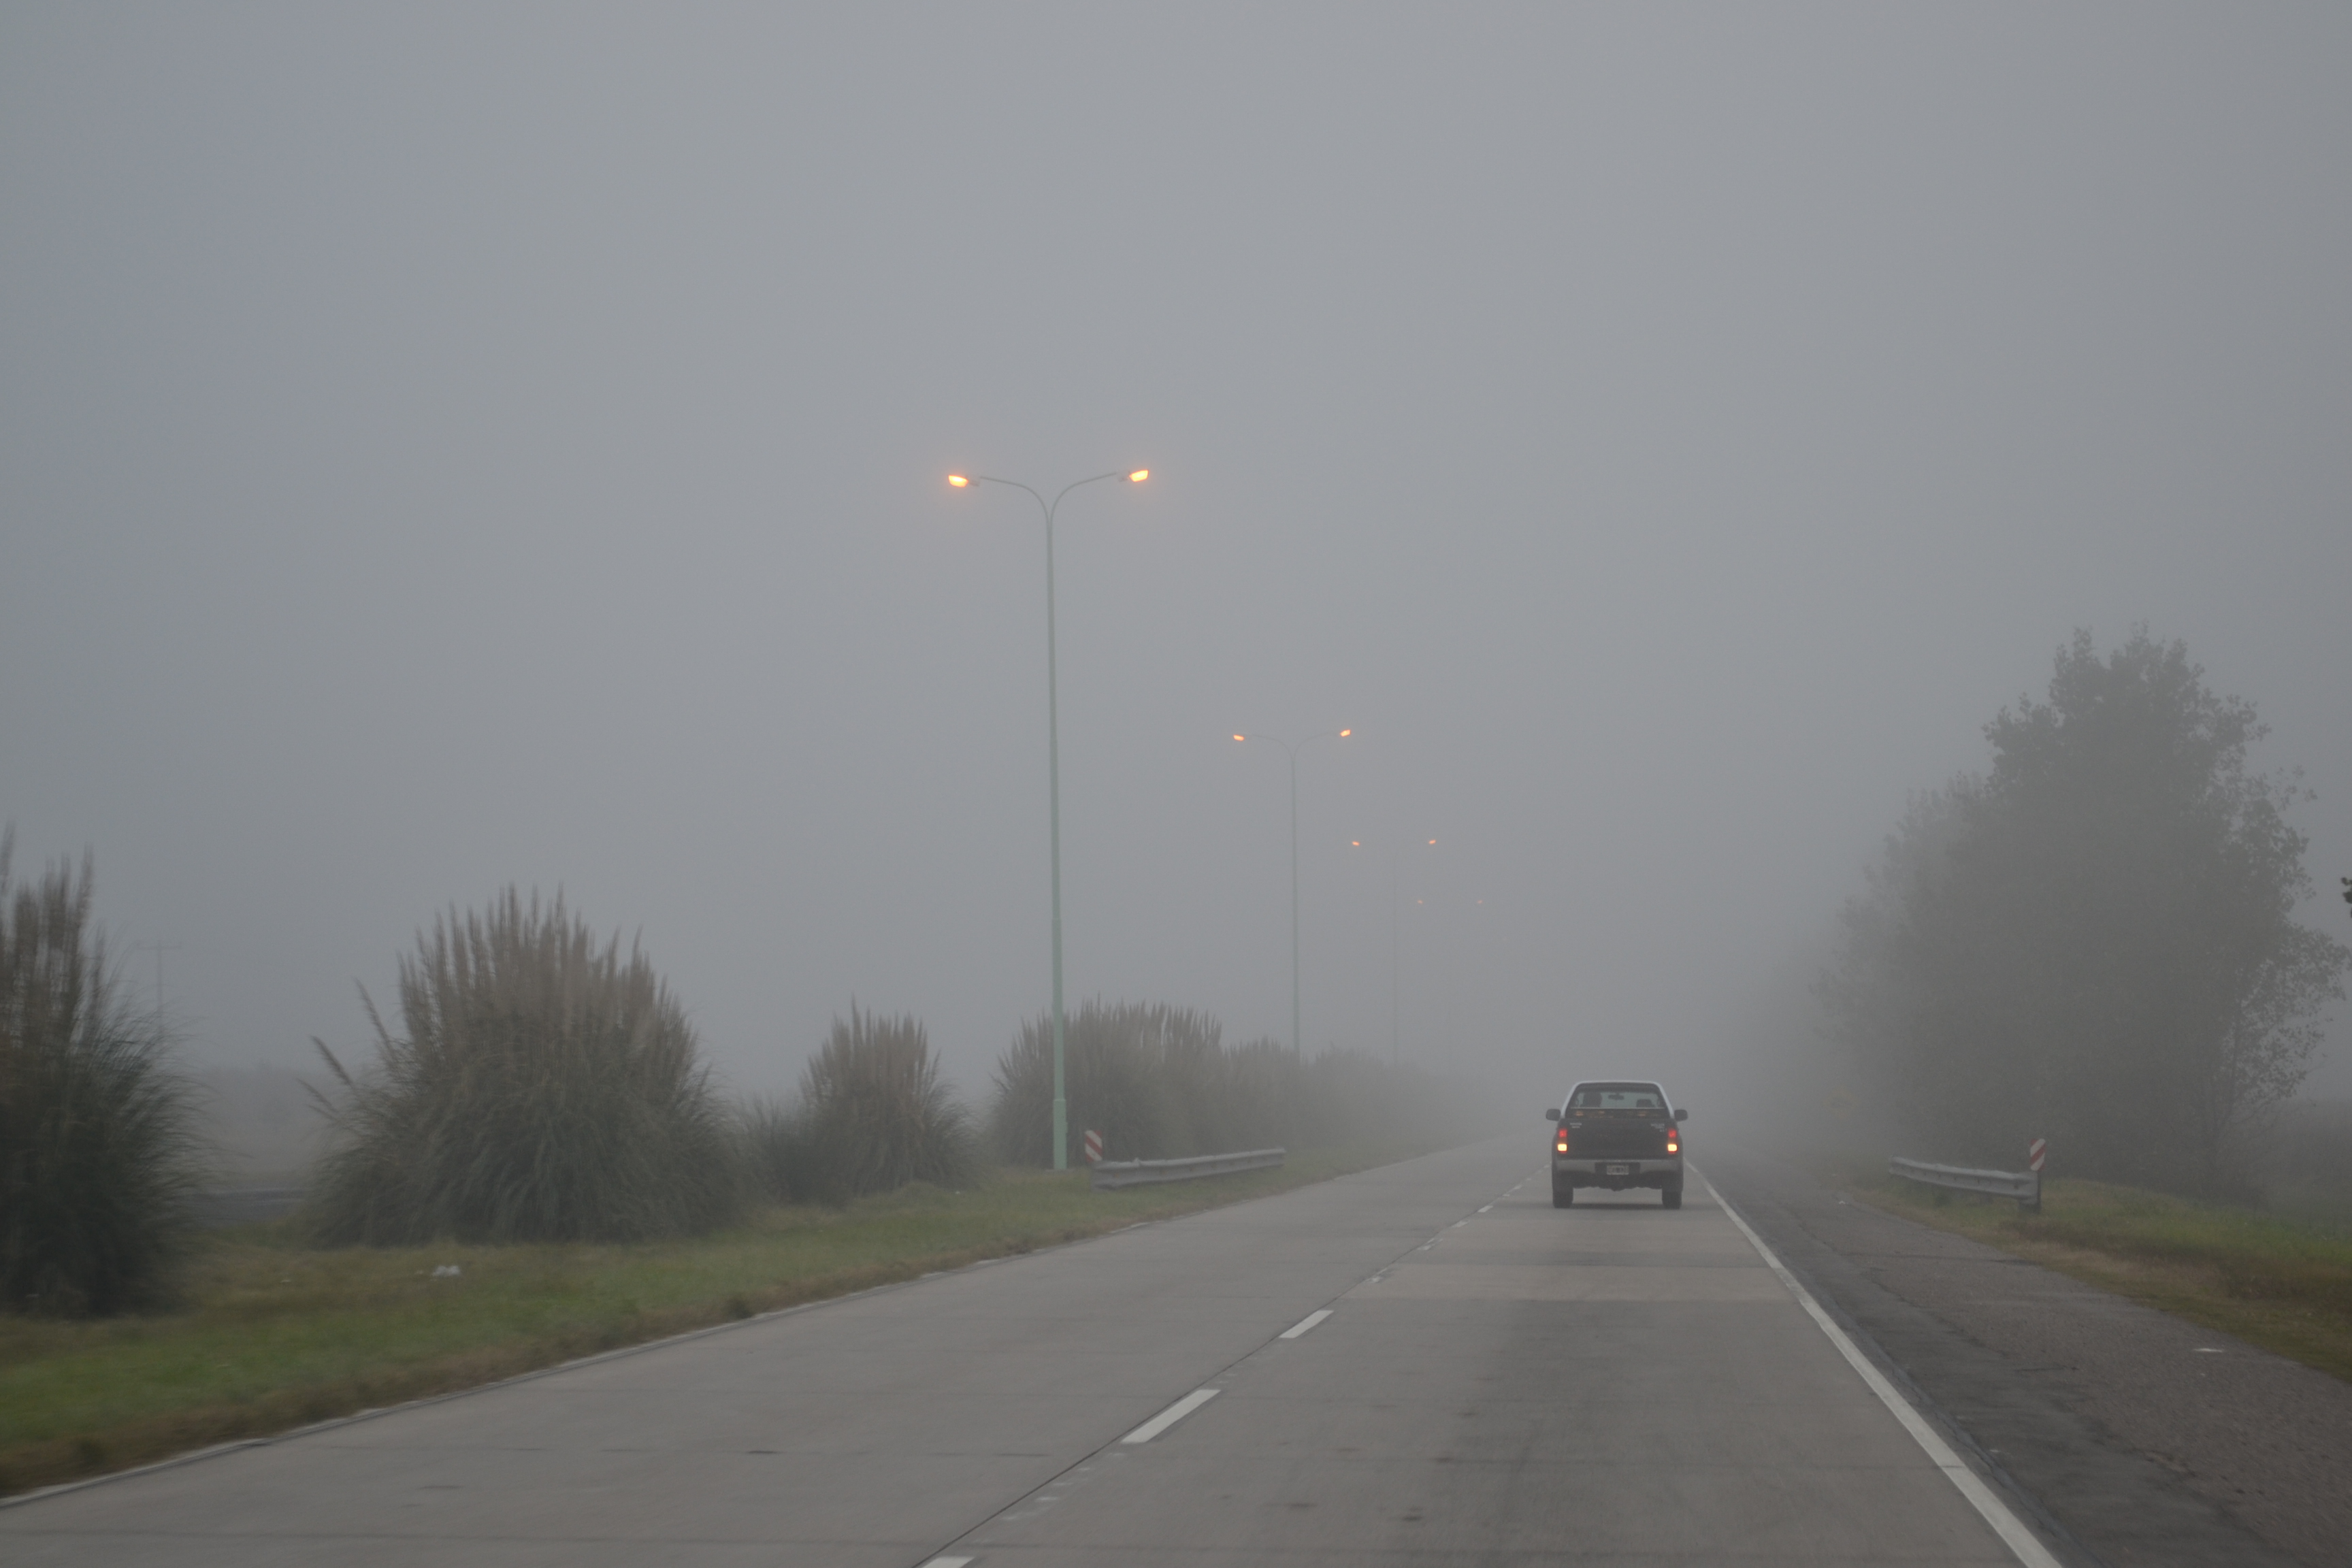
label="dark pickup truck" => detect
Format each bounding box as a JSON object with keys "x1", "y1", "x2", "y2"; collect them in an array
[{"x1": 1546, "y1": 1080, "x2": 1687, "y2": 1209}]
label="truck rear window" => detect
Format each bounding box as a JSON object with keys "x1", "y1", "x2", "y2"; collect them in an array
[{"x1": 1569, "y1": 1084, "x2": 1667, "y2": 1112}]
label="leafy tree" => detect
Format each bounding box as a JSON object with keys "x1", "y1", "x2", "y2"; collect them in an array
[{"x1": 1823, "y1": 631, "x2": 2348, "y2": 1194}]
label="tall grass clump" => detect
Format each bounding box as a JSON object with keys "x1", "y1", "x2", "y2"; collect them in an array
[
  {"x1": 991, "y1": 1000, "x2": 1177, "y2": 1167},
  {"x1": 751, "y1": 1007, "x2": 977, "y2": 1205},
  {"x1": 0, "y1": 833, "x2": 201, "y2": 1315},
  {"x1": 305, "y1": 889, "x2": 740, "y2": 1245},
  {"x1": 742, "y1": 1095, "x2": 825, "y2": 1206}
]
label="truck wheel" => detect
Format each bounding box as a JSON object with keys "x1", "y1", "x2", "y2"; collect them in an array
[
  {"x1": 1662, "y1": 1188, "x2": 1682, "y2": 1210},
  {"x1": 1552, "y1": 1185, "x2": 1573, "y2": 1209}
]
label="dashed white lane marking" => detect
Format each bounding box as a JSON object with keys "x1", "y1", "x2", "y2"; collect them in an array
[
  {"x1": 1121, "y1": 1388, "x2": 1220, "y2": 1444},
  {"x1": 1704, "y1": 1170, "x2": 2063, "y2": 1568},
  {"x1": 1451, "y1": 1218, "x2": 1470, "y2": 1227},
  {"x1": 1279, "y1": 1309, "x2": 1333, "y2": 1339},
  {"x1": 1477, "y1": 1204, "x2": 1494, "y2": 1213},
  {"x1": 920, "y1": 1558, "x2": 974, "y2": 1567}
]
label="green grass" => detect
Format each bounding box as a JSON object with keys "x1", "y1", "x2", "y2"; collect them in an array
[
  {"x1": 1840, "y1": 1164, "x2": 2352, "y2": 1382},
  {"x1": 0, "y1": 1144, "x2": 1426, "y2": 1496},
  {"x1": 2261, "y1": 1179, "x2": 2352, "y2": 1237}
]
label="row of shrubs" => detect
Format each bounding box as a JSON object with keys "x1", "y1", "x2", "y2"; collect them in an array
[
  {"x1": 986, "y1": 1000, "x2": 1460, "y2": 1169},
  {"x1": 750, "y1": 998, "x2": 1471, "y2": 1206},
  {"x1": 1, "y1": 864, "x2": 1472, "y2": 1315}
]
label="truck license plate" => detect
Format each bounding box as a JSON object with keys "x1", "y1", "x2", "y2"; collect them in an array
[{"x1": 1605, "y1": 1164, "x2": 1632, "y2": 1176}]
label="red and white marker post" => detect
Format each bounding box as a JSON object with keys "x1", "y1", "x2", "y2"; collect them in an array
[
  {"x1": 2025, "y1": 1138, "x2": 2046, "y2": 1212},
  {"x1": 1083, "y1": 1128, "x2": 1103, "y2": 1165}
]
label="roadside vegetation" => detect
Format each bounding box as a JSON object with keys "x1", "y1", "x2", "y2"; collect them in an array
[
  {"x1": 0, "y1": 1144, "x2": 1433, "y2": 1497},
  {"x1": 304, "y1": 890, "x2": 740, "y2": 1245},
  {"x1": 0, "y1": 834, "x2": 203, "y2": 1317},
  {"x1": 1846, "y1": 1164, "x2": 2352, "y2": 1382},
  {"x1": 745, "y1": 1005, "x2": 978, "y2": 1206},
  {"x1": 989, "y1": 998, "x2": 1469, "y2": 1167},
  {"x1": 1816, "y1": 630, "x2": 2349, "y2": 1198},
  {"x1": 2264, "y1": 1098, "x2": 2352, "y2": 1232},
  {"x1": 1731, "y1": 632, "x2": 2352, "y2": 1379},
  {"x1": 0, "y1": 870, "x2": 1486, "y2": 1494}
]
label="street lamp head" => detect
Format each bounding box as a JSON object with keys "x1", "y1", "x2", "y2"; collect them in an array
[
  {"x1": 1128, "y1": 469, "x2": 1149, "y2": 483},
  {"x1": 1233, "y1": 734, "x2": 1247, "y2": 742},
  {"x1": 947, "y1": 474, "x2": 970, "y2": 488},
  {"x1": 1338, "y1": 729, "x2": 1352, "y2": 738}
]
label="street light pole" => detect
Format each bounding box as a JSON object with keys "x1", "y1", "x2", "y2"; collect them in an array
[
  {"x1": 1232, "y1": 729, "x2": 1350, "y2": 1056},
  {"x1": 1351, "y1": 836, "x2": 1436, "y2": 1062},
  {"x1": 949, "y1": 467, "x2": 1148, "y2": 1170},
  {"x1": 1389, "y1": 849, "x2": 1401, "y2": 1062}
]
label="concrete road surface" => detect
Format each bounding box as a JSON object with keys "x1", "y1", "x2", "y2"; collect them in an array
[{"x1": 0, "y1": 1140, "x2": 2061, "y2": 1565}]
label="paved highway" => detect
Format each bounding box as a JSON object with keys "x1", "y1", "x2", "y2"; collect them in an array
[{"x1": 0, "y1": 1140, "x2": 2060, "y2": 1565}]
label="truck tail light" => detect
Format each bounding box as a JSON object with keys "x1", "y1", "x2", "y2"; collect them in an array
[
  {"x1": 1665, "y1": 1128, "x2": 1680, "y2": 1154},
  {"x1": 1554, "y1": 1130, "x2": 1570, "y2": 1154}
]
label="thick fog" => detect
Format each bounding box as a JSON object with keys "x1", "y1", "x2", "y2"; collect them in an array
[{"x1": 5, "y1": 5, "x2": 2348, "y2": 1130}]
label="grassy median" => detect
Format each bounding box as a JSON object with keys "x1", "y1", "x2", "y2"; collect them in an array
[
  {"x1": 1840, "y1": 1166, "x2": 2352, "y2": 1383},
  {"x1": 0, "y1": 1144, "x2": 1426, "y2": 1497}
]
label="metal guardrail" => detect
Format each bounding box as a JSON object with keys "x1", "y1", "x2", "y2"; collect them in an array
[
  {"x1": 1091, "y1": 1147, "x2": 1286, "y2": 1191},
  {"x1": 1889, "y1": 1156, "x2": 2041, "y2": 1213}
]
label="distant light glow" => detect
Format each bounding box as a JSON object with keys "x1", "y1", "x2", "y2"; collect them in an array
[
  {"x1": 947, "y1": 474, "x2": 970, "y2": 487},
  {"x1": 1427, "y1": 839, "x2": 1437, "y2": 845},
  {"x1": 1128, "y1": 469, "x2": 1149, "y2": 483},
  {"x1": 1233, "y1": 734, "x2": 1246, "y2": 742},
  {"x1": 1351, "y1": 841, "x2": 1361, "y2": 847},
  {"x1": 1338, "y1": 729, "x2": 1352, "y2": 738}
]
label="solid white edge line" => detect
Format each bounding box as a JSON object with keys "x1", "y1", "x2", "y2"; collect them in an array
[
  {"x1": 1279, "y1": 1308, "x2": 1334, "y2": 1339},
  {"x1": 1700, "y1": 1169, "x2": 2063, "y2": 1568},
  {"x1": 1121, "y1": 1387, "x2": 1220, "y2": 1443}
]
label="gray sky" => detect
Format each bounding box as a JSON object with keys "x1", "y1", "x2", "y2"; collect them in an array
[{"x1": 5, "y1": 3, "x2": 2348, "y2": 1114}]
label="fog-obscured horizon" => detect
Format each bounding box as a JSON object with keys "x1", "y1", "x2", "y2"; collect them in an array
[{"x1": 5, "y1": 6, "x2": 2347, "y2": 1128}]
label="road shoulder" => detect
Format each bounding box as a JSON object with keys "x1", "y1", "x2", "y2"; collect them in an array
[{"x1": 1706, "y1": 1148, "x2": 2347, "y2": 1568}]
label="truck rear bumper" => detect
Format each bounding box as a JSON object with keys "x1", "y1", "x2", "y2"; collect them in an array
[{"x1": 1554, "y1": 1156, "x2": 1682, "y2": 1191}]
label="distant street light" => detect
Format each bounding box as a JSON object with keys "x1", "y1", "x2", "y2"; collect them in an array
[
  {"x1": 1350, "y1": 836, "x2": 1438, "y2": 1062},
  {"x1": 947, "y1": 467, "x2": 1148, "y2": 1171},
  {"x1": 1232, "y1": 729, "x2": 1352, "y2": 1056}
]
